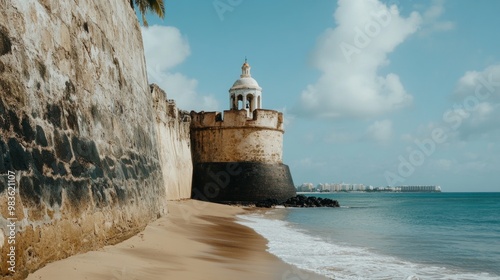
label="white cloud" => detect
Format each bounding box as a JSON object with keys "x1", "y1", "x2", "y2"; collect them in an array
[
  {"x1": 448, "y1": 64, "x2": 500, "y2": 140},
  {"x1": 151, "y1": 72, "x2": 218, "y2": 112},
  {"x1": 453, "y1": 64, "x2": 500, "y2": 102},
  {"x1": 454, "y1": 102, "x2": 500, "y2": 140},
  {"x1": 141, "y1": 25, "x2": 218, "y2": 111},
  {"x1": 365, "y1": 119, "x2": 393, "y2": 143},
  {"x1": 294, "y1": 0, "x2": 421, "y2": 119},
  {"x1": 142, "y1": 26, "x2": 190, "y2": 72},
  {"x1": 401, "y1": 64, "x2": 500, "y2": 143},
  {"x1": 419, "y1": 0, "x2": 455, "y2": 35}
]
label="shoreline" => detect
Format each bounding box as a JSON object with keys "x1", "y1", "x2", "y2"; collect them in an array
[{"x1": 26, "y1": 199, "x2": 328, "y2": 280}]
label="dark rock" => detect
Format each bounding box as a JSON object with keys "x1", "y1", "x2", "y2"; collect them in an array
[
  {"x1": 19, "y1": 176, "x2": 41, "y2": 207},
  {"x1": 0, "y1": 29, "x2": 12, "y2": 56},
  {"x1": 0, "y1": 139, "x2": 6, "y2": 172},
  {"x1": 51, "y1": 161, "x2": 67, "y2": 176},
  {"x1": 0, "y1": 110, "x2": 4, "y2": 131},
  {"x1": 127, "y1": 166, "x2": 137, "y2": 180},
  {"x1": 35, "y1": 125, "x2": 48, "y2": 147},
  {"x1": 90, "y1": 104, "x2": 99, "y2": 120},
  {"x1": 9, "y1": 110, "x2": 21, "y2": 134},
  {"x1": 71, "y1": 136, "x2": 100, "y2": 165},
  {"x1": 253, "y1": 195, "x2": 340, "y2": 208},
  {"x1": 91, "y1": 181, "x2": 108, "y2": 208},
  {"x1": 37, "y1": 60, "x2": 47, "y2": 81},
  {"x1": 41, "y1": 150, "x2": 56, "y2": 166},
  {"x1": 282, "y1": 195, "x2": 340, "y2": 208},
  {"x1": 58, "y1": 162, "x2": 67, "y2": 176},
  {"x1": 2, "y1": 148, "x2": 12, "y2": 171},
  {"x1": 121, "y1": 157, "x2": 132, "y2": 166},
  {"x1": 40, "y1": 177, "x2": 62, "y2": 207},
  {"x1": 46, "y1": 104, "x2": 62, "y2": 128},
  {"x1": 54, "y1": 130, "x2": 72, "y2": 162},
  {"x1": 66, "y1": 110, "x2": 79, "y2": 131},
  {"x1": 65, "y1": 80, "x2": 75, "y2": 96},
  {"x1": 31, "y1": 148, "x2": 44, "y2": 173},
  {"x1": 21, "y1": 114, "x2": 35, "y2": 142},
  {"x1": 0, "y1": 176, "x2": 6, "y2": 194},
  {"x1": 320, "y1": 198, "x2": 340, "y2": 207},
  {"x1": 0, "y1": 149, "x2": 4, "y2": 173},
  {"x1": 8, "y1": 138, "x2": 30, "y2": 170},
  {"x1": 65, "y1": 180, "x2": 89, "y2": 207},
  {"x1": 104, "y1": 156, "x2": 115, "y2": 168},
  {"x1": 255, "y1": 198, "x2": 279, "y2": 208},
  {"x1": 101, "y1": 156, "x2": 115, "y2": 178},
  {"x1": 128, "y1": 152, "x2": 137, "y2": 161},
  {"x1": 90, "y1": 166, "x2": 104, "y2": 179},
  {"x1": 137, "y1": 161, "x2": 150, "y2": 177},
  {"x1": 70, "y1": 160, "x2": 85, "y2": 177},
  {"x1": 120, "y1": 162, "x2": 129, "y2": 179}
]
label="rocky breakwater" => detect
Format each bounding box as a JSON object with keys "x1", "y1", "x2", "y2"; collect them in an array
[
  {"x1": 255, "y1": 195, "x2": 340, "y2": 208},
  {"x1": 0, "y1": 0, "x2": 190, "y2": 278}
]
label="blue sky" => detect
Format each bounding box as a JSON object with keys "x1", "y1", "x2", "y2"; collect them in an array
[{"x1": 139, "y1": 0, "x2": 500, "y2": 192}]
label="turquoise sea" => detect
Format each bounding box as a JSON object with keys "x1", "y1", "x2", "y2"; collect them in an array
[{"x1": 239, "y1": 192, "x2": 500, "y2": 280}]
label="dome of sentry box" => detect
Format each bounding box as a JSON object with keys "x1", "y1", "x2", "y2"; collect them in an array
[
  {"x1": 230, "y1": 58, "x2": 262, "y2": 90},
  {"x1": 230, "y1": 77, "x2": 261, "y2": 90}
]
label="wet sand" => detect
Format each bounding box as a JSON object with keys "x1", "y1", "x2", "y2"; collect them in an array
[{"x1": 26, "y1": 200, "x2": 328, "y2": 280}]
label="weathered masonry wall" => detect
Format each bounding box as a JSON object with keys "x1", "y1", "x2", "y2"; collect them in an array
[
  {"x1": 190, "y1": 109, "x2": 284, "y2": 163},
  {"x1": 151, "y1": 84, "x2": 192, "y2": 200},
  {"x1": 190, "y1": 109, "x2": 295, "y2": 203},
  {"x1": 192, "y1": 162, "x2": 296, "y2": 204},
  {"x1": 0, "y1": 0, "x2": 191, "y2": 278}
]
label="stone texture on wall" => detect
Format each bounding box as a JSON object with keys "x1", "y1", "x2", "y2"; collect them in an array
[
  {"x1": 0, "y1": 0, "x2": 190, "y2": 278},
  {"x1": 191, "y1": 109, "x2": 283, "y2": 130},
  {"x1": 190, "y1": 109, "x2": 284, "y2": 163},
  {"x1": 151, "y1": 84, "x2": 192, "y2": 200},
  {"x1": 190, "y1": 109, "x2": 295, "y2": 203}
]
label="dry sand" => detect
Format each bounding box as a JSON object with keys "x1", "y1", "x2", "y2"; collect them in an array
[{"x1": 26, "y1": 200, "x2": 328, "y2": 280}]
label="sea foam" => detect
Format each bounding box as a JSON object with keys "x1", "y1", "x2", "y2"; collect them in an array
[{"x1": 237, "y1": 213, "x2": 499, "y2": 280}]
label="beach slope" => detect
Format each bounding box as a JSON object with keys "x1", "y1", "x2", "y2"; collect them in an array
[{"x1": 27, "y1": 200, "x2": 327, "y2": 280}]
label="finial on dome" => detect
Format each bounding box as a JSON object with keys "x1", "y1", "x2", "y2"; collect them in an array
[{"x1": 241, "y1": 58, "x2": 251, "y2": 78}]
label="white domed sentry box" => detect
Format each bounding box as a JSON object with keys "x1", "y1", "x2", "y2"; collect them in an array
[
  {"x1": 190, "y1": 60, "x2": 296, "y2": 203},
  {"x1": 229, "y1": 59, "x2": 262, "y2": 116}
]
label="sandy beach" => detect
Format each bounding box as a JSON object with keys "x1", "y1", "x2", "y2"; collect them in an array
[{"x1": 26, "y1": 200, "x2": 328, "y2": 280}]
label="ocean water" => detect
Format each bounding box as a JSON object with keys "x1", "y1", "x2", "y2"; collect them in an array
[{"x1": 238, "y1": 192, "x2": 500, "y2": 280}]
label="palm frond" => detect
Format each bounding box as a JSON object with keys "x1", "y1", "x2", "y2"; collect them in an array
[
  {"x1": 133, "y1": 0, "x2": 165, "y2": 26},
  {"x1": 149, "y1": 0, "x2": 165, "y2": 18}
]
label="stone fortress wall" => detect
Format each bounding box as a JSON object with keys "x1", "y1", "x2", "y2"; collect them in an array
[
  {"x1": 190, "y1": 109, "x2": 284, "y2": 164},
  {"x1": 0, "y1": 0, "x2": 192, "y2": 278},
  {"x1": 189, "y1": 61, "x2": 296, "y2": 204},
  {"x1": 151, "y1": 84, "x2": 192, "y2": 200}
]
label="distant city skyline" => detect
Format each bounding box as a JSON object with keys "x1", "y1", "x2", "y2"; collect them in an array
[
  {"x1": 139, "y1": 0, "x2": 500, "y2": 192},
  {"x1": 296, "y1": 182, "x2": 442, "y2": 192}
]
